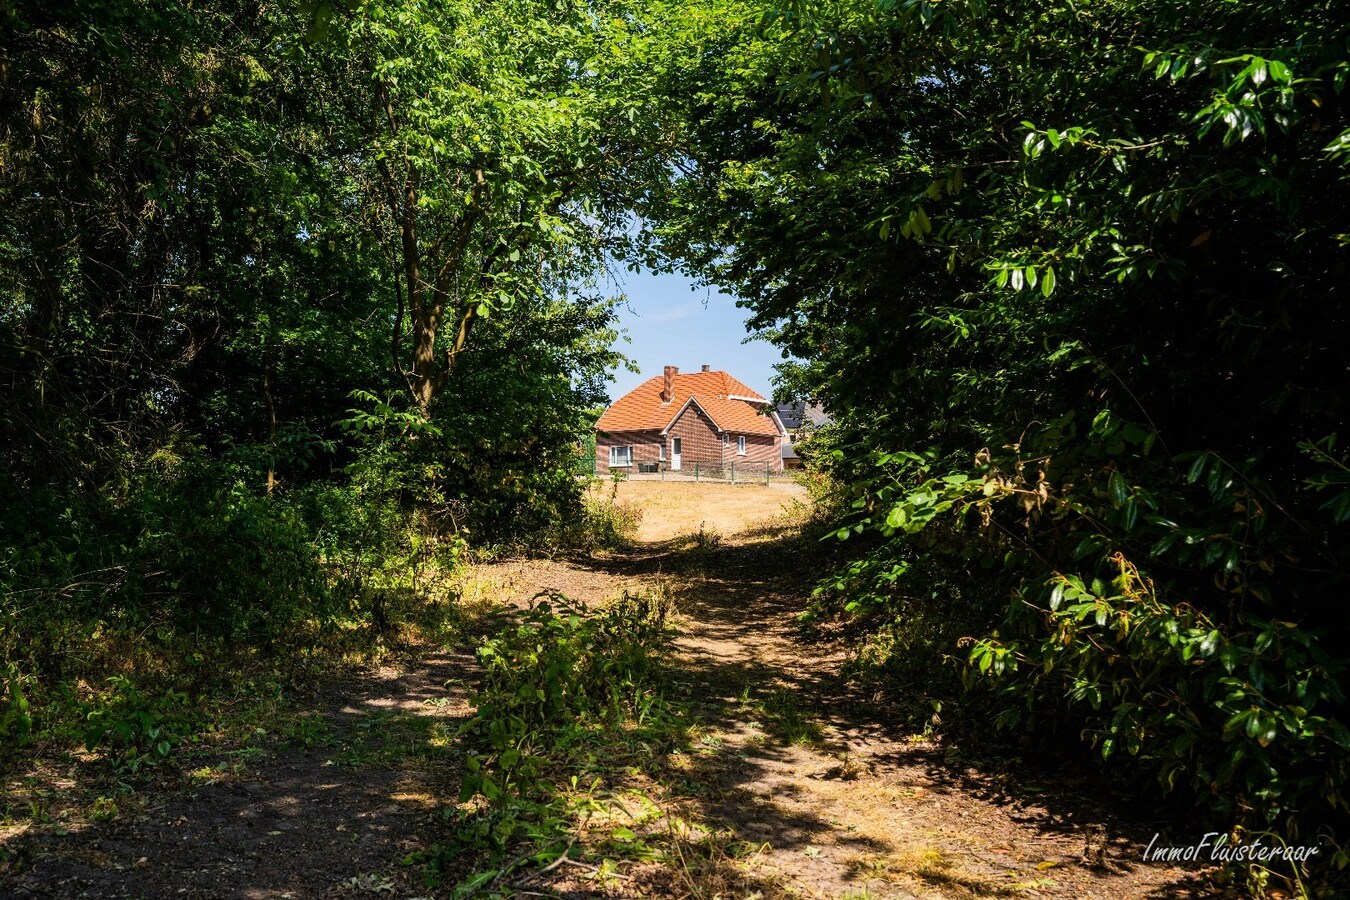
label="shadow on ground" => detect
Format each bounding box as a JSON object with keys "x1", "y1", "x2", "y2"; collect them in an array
[
  {"x1": 560, "y1": 526, "x2": 1216, "y2": 898},
  {"x1": 1, "y1": 652, "x2": 476, "y2": 899},
  {"x1": 2, "y1": 515, "x2": 1215, "y2": 899}
]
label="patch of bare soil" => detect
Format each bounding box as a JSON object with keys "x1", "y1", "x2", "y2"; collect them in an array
[
  {"x1": 2, "y1": 652, "x2": 475, "y2": 899},
  {"x1": 634, "y1": 533, "x2": 1210, "y2": 899}
]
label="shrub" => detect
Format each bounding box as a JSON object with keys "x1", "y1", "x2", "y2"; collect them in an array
[
  {"x1": 820, "y1": 432, "x2": 1350, "y2": 892},
  {"x1": 129, "y1": 466, "x2": 329, "y2": 637},
  {"x1": 544, "y1": 484, "x2": 643, "y2": 551},
  {"x1": 444, "y1": 589, "x2": 674, "y2": 876},
  {"x1": 466, "y1": 590, "x2": 672, "y2": 759},
  {"x1": 82, "y1": 675, "x2": 196, "y2": 775}
]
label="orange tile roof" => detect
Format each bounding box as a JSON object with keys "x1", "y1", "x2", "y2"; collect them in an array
[{"x1": 596, "y1": 370, "x2": 782, "y2": 437}]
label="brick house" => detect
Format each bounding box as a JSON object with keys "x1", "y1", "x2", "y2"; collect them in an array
[{"x1": 594, "y1": 366, "x2": 786, "y2": 475}]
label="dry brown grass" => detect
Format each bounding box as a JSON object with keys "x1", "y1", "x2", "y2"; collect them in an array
[{"x1": 592, "y1": 480, "x2": 808, "y2": 543}]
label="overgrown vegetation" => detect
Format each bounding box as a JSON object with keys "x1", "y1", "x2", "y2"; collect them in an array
[
  {"x1": 647, "y1": 0, "x2": 1350, "y2": 894},
  {"x1": 545, "y1": 483, "x2": 645, "y2": 552},
  {"x1": 425, "y1": 589, "x2": 681, "y2": 892},
  {"x1": 0, "y1": 0, "x2": 662, "y2": 785},
  {"x1": 430, "y1": 582, "x2": 816, "y2": 898}
]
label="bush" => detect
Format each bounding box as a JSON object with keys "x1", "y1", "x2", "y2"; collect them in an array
[
  {"x1": 0, "y1": 456, "x2": 329, "y2": 683},
  {"x1": 466, "y1": 590, "x2": 672, "y2": 762},
  {"x1": 816, "y1": 433, "x2": 1350, "y2": 892},
  {"x1": 443, "y1": 589, "x2": 674, "y2": 877},
  {"x1": 544, "y1": 485, "x2": 643, "y2": 551},
  {"x1": 82, "y1": 675, "x2": 196, "y2": 776},
  {"x1": 130, "y1": 466, "x2": 329, "y2": 637}
]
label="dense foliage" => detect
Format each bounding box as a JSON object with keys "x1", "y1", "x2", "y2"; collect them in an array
[
  {"x1": 646, "y1": 0, "x2": 1350, "y2": 889},
  {"x1": 0, "y1": 0, "x2": 659, "y2": 747}
]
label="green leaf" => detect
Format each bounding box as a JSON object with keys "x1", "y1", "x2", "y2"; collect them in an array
[{"x1": 1108, "y1": 471, "x2": 1129, "y2": 507}]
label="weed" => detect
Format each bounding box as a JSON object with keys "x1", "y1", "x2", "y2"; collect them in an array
[
  {"x1": 282, "y1": 711, "x2": 336, "y2": 749},
  {"x1": 690, "y1": 522, "x2": 723, "y2": 552},
  {"x1": 186, "y1": 761, "x2": 246, "y2": 785},
  {"x1": 89, "y1": 796, "x2": 119, "y2": 822},
  {"x1": 1, "y1": 664, "x2": 33, "y2": 748},
  {"x1": 82, "y1": 676, "x2": 195, "y2": 776},
  {"x1": 424, "y1": 587, "x2": 680, "y2": 890},
  {"x1": 543, "y1": 484, "x2": 643, "y2": 551}
]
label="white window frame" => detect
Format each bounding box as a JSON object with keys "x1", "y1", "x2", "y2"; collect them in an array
[
  {"x1": 737, "y1": 435, "x2": 747, "y2": 456},
  {"x1": 658, "y1": 443, "x2": 665, "y2": 461},
  {"x1": 608, "y1": 445, "x2": 632, "y2": 468}
]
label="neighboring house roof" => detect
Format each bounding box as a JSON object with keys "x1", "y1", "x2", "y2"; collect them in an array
[
  {"x1": 597, "y1": 370, "x2": 783, "y2": 438},
  {"x1": 775, "y1": 401, "x2": 832, "y2": 432}
]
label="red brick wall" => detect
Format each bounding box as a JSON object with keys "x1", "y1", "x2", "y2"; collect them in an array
[
  {"x1": 666, "y1": 403, "x2": 724, "y2": 469},
  {"x1": 730, "y1": 432, "x2": 782, "y2": 473},
  {"x1": 595, "y1": 428, "x2": 664, "y2": 474}
]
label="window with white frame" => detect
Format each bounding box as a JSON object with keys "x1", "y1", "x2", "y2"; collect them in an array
[
  {"x1": 737, "y1": 435, "x2": 747, "y2": 456},
  {"x1": 609, "y1": 445, "x2": 632, "y2": 467},
  {"x1": 658, "y1": 443, "x2": 665, "y2": 461}
]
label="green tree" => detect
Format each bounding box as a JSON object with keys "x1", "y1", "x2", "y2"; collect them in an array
[
  {"x1": 0, "y1": 0, "x2": 645, "y2": 673},
  {"x1": 304, "y1": 0, "x2": 669, "y2": 414},
  {"x1": 646, "y1": 0, "x2": 1350, "y2": 883}
]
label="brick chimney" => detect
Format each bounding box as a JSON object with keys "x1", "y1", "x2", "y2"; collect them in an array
[
  {"x1": 701, "y1": 364, "x2": 711, "y2": 372},
  {"x1": 661, "y1": 365, "x2": 677, "y2": 402}
]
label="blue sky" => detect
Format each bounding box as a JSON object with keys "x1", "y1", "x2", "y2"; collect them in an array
[{"x1": 602, "y1": 268, "x2": 787, "y2": 402}]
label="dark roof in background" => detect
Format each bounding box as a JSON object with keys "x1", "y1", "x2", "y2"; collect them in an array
[{"x1": 775, "y1": 401, "x2": 832, "y2": 431}]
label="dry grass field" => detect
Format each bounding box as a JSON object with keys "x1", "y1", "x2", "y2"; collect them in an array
[{"x1": 591, "y1": 478, "x2": 809, "y2": 542}]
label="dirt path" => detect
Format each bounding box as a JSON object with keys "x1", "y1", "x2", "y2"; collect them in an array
[
  {"x1": 3, "y1": 652, "x2": 477, "y2": 898},
  {"x1": 462, "y1": 482, "x2": 1209, "y2": 898},
  {"x1": 4, "y1": 481, "x2": 1210, "y2": 898}
]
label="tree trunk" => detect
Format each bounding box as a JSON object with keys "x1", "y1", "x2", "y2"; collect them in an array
[{"x1": 263, "y1": 349, "x2": 277, "y2": 494}]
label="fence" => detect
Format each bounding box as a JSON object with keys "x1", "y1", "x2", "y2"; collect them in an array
[{"x1": 574, "y1": 457, "x2": 798, "y2": 485}]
